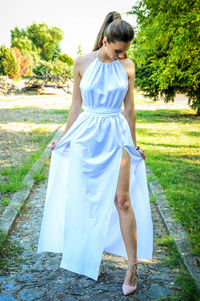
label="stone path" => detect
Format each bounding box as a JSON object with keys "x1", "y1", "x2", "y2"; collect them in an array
[{"x1": 0, "y1": 171, "x2": 182, "y2": 300}]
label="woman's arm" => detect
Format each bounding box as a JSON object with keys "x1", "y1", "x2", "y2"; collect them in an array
[
  {"x1": 123, "y1": 61, "x2": 137, "y2": 147},
  {"x1": 123, "y1": 61, "x2": 145, "y2": 159},
  {"x1": 50, "y1": 56, "x2": 83, "y2": 149},
  {"x1": 60, "y1": 56, "x2": 83, "y2": 138}
]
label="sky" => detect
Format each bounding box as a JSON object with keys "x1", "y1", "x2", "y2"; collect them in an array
[{"x1": 1, "y1": 0, "x2": 137, "y2": 59}]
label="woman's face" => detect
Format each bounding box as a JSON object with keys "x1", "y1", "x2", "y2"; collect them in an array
[{"x1": 103, "y1": 37, "x2": 131, "y2": 61}]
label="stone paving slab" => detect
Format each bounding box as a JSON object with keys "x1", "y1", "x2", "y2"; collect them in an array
[
  {"x1": 0, "y1": 174, "x2": 182, "y2": 300},
  {"x1": 146, "y1": 166, "x2": 200, "y2": 292}
]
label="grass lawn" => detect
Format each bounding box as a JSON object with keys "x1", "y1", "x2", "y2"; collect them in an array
[
  {"x1": 0, "y1": 107, "x2": 69, "y2": 213},
  {"x1": 135, "y1": 104, "x2": 200, "y2": 255}
]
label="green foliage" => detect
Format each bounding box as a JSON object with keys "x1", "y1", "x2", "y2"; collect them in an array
[
  {"x1": 0, "y1": 45, "x2": 19, "y2": 79},
  {"x1": 77, "y1": 44, "x2": 83, "y2": 55},
  {"x1": 176, "y1": 271, "x2": 200, "y2": 300},
  {"x1": 52, "y1": 58, "x2": 68, "y2": 75},
  {"x1": 11, "y1": 35, "x2": 38, "y2": 71},
  {"x1": 149, "y1": 194, "x2": 157, "y2": 203},
  {"x1": 11, "y1": 26, "x2": 26, "y2": 40},
  {"x1": 33, "y1": 59, "x2": 53, "y2": 76},
  {"x1": 11, "y1": 35, "x2": 34, "y2": 55},
  {"x1": 25, "y1": 22, "x2": 64, "y2": 61},
  {"x1": 9, "y1": 22, "x2": 74, "y2": 77},
  {"x1": 52, "y1": 44, "x2": 62, "y2": 61},
  {"x1": 1, "y1": 22, "x2": 73, "y2": 78},
  {"x1": 128, "y1": 0, "x2": 200, "y2": 114},
  {"x1": 33, "y1": 164, "x2": 48, "y2": 183},
  {"x1": 0, "y1": 45, "x2": 5, "y2": 74},
  {"x1": 58, "y1": 53, "x2": 74, "y2": 66}
]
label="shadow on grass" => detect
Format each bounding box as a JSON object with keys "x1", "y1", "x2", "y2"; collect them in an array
[
  {"x1": 138, "y1": 138, "x2": 199, "y2": 149},
  {"x1": 185, "y1": 131, "x2": 200, "y2": 137},
  {"x1": 136, "y1": 109, "x2": 199, "y2": 124},
  {"x1": 0, "y1": 108, "x2": 69, "y2": 124}
]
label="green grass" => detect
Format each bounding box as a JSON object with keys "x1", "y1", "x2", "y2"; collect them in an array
[
  {"x1": 0, "y1": 132, "x2": 55, "y2": 213},
  {"x1": 149, "y1": 194, "x2": 157, "y2": 203},
  {"x1": 51, "y1": 108, "x2": 83, "y2": 115},
  {"x1": 0, "y1": 107, "x2": 69, "y2": 213},
  {"x1": 156, "y1": 235, "x2": 182, "y2": 268},
  {"x1": 0, "y1": 229, "x2": 24, "y2": 271},
  {"x1": 51, "y1": 109, "x2": 68, "y2": 114},
  {"x1": 156, "y1": 235, "x2": 200, "y2": 300},
  {"x1": 136, "y1": 108, "x2": 200, "y2": 254},
  {"x1": 32, "y1": 159, "x2": 50, "y2": 183}
]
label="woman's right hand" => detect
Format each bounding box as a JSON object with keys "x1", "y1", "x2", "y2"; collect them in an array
[{"x1": 50, "y1": 140, "x2": 60, "y2": 150}]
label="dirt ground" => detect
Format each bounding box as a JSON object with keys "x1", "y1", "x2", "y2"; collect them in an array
[{"x1": 0, "y1": 94, "x2": 72, "y2": 169}]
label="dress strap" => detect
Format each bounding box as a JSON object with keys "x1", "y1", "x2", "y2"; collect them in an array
[{"x1": 97, "y1": 49, "x2": 100, "y2": 58}]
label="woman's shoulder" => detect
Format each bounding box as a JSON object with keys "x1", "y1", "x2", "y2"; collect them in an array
[
  {"x1": 74, "y1": 51, "x2": 97, "y2": 66},
  {"x1": 118, "y1": 58, "x2": 135, "y2": 78},
  {"x1": 74, "y1": 51, "x2": 97, "y2": 77}
]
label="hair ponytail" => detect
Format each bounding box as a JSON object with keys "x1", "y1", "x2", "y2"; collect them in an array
[{"x1": 93, "y1": 11, "x2": 122, "y2": 51}]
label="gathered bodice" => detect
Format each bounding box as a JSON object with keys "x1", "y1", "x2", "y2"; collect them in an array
[{"x1": 80, "y1": 49, "x2": 128, "y2": 113}]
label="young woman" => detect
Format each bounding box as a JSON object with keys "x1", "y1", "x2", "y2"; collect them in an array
[{"x1": 37, "y1": 11, "x2": 153, "y2": 296}]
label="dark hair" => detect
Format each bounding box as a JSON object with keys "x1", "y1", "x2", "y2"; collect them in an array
[{"x1": 93, "y1": 11, "x2": 134, "y2": 51}]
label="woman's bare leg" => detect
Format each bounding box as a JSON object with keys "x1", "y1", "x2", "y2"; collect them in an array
[{"x1": 114, "y1": 148, "x2": 137, "y2": 285}]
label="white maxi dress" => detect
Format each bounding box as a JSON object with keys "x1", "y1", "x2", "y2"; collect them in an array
[{"x1": 37, "y1": 50, "x2": 153, "y2": 281}]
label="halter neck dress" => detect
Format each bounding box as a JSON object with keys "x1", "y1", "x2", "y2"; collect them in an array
[{"x1": 37, "y1": 49, "x2": 153, "y2": 281}]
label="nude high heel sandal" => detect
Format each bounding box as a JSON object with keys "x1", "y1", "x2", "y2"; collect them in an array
[{"x1": 122, "y1": 259, "x2": 138, "y2": 296}]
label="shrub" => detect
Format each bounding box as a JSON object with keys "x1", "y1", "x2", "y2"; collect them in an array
[
  {"x1": 12, "y1": 47, "x2": 32, "y2": 77},
  {"x1": 0, "y1": 45, "x2": 20, "y2": 79}
]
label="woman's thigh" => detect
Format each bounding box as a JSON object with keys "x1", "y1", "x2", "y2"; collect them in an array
[{"x1": 115, "y1": 148, "x2": 131, "y2": 198}]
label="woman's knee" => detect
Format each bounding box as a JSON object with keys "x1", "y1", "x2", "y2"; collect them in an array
[{"x1": 115, "y1": 192, "x2": 131, "y2": 211}]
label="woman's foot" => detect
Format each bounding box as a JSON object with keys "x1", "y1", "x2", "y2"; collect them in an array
[{"x1": 122, "y1": 259, "x2": 138, "y2": 296}]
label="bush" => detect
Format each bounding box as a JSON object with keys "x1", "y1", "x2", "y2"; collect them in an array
[
  {"x1": 58, "y1": 54, "x2": 74, "y2": 66},
  {"x1": 12, "y1": 47, "x2": 32, "y2": 77},
  {"x1": 0, "y1": 45, "x2": 20, "y2": 79},
  {"x1": 33, "y1": 59, "x2": 53, "y2": 76},
  {"x1": 52, "y1": 58, "x2": 68, "y2": 76}
]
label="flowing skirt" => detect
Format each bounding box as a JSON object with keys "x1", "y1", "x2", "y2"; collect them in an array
[{"x1": 37, "y1": 110, "x2": 153, "y2": 280}]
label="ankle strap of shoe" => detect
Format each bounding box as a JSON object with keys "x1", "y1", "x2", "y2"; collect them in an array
[{"x1": 127, "y1": 260, "x2": 138, "y2": 271}]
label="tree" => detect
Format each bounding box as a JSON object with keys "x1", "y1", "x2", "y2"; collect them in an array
[
  {"x1": 128, "y1": 0, "x2": 200, "y2": 114},
  {"x1": 11, "y1": 27, "x2": 26, "y2": 40},
  {"x1": 58, "y1": 54, "x2": 74, "y2": 66},
  {"x1": 8, "y1": 23, "x2": 73, "y2": 77},
  {"x1": 52, "y1": 44, "x2": 62, "y2": 61},
  {"x1": 33, "y1": 59, "x2": 53, "y2": 76},
  {"x1": 0, "y1": 45, "x2": 19, "y2": 79},
  {"x1": 11, "y1": 34, "x2": 41, "y2": 70},
  {"x1": 12, "y1": 47, "x2": 32, "y2": 77},
  {"x1": 11, "y1": 23, "x2": 64, "y2": 62},
  {"x1": 52, "y1": 58, "x2": 68, "y2": 75},
  {"x1": 26, "y1": 23, "x2": 64, "y2": 61}
]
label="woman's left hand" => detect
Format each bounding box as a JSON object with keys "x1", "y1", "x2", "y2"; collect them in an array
[{"x1": 138, "y1": 148, "x2": 145, "y2": 160}]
